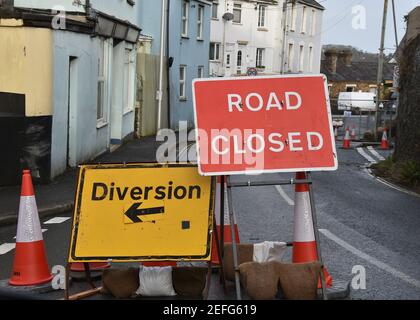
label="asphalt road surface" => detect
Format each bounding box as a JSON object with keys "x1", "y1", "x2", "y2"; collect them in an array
[{"x1": 0, "y1": 144, "x2": 419, "y2": 300}]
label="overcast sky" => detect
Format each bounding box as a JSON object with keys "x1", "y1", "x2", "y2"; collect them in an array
[{"x1": 321, "y1": 0, "x2": 419, "y2": 53}]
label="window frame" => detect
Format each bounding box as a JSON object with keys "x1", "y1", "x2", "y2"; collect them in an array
[
  {"x1": 181, "y1": 0, "x2": 189, "y2": 37},
  {"x1": 256, "y1": 48, "x2": 265, "y2": 68},
  {"x1": 288, "y1": 43, "x2": 294, "y2": 72},
  {"x1": 211, "y1": 1, "x2": 219, "y2": 19},
  {"x1": 301, "y1": 6, "x2": 307, "y2": 34},
  {"x1": 298, "y1": 45, "x2": 304, "y2": 72},
  {"x1": 209, "y1": 42, "x2": 221, "y2": 61},
  {"x1": 197, "y1": 65, "x2": 204, "y2": 79},
  {"x1": 97, "y1": 39, "x2": 110, "y2": 128},
  {"x1": 197, "y1": 5, "x2": 204, "y2": 40},
  {"x1": 233, "y1": 3, "x2": 242, "y2": 24},
  {"x1": 179, "y1": 65, "x2": 187, "y2": 100},
  {"x1": 311, "y1": 9, "x2": 316, "y2": 36},
  {"x1": 258, "y1": 5, "x2": 267, "y2": 28}
]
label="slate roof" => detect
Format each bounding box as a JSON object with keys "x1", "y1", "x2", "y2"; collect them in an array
[
  {"x1": 321, "y1": 59, "x2": 395, "y2": 82},
  {"x1": 298, "y1": 0, "x2": 325, "y2": 10}
]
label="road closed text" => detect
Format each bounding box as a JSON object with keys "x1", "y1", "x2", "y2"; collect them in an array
[{"x1": 210, "y1": 91, "x2": 323, "y2": 156}]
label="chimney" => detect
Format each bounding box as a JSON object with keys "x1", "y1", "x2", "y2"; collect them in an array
[
  {"x1": 338, "y1": 49, "x2": 353, "y2": 66},
  {"x1": 0, "y1": 0, "x2": 14, "y2": 17},
  {"x1": 324, "y1": 48, "x2": 338, "y2": 74}
]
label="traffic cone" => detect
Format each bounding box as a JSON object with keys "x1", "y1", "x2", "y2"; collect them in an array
[
  {"x1": 350, "y1": 126, "x2": 356, "y2": 140},
  {"x1": 293, "y1": 172, "x2": 332, "y2": 288},
  {"x1": 211, "y1": 176, "x2": 240, "y2": 265},
  {"x1": 9, "y1": 170, "x2": 53, "y2": 286},
  {"x1": 70, "y1": 262, "x2": 111, "y2": 272},
  {"x1": 381, "y1": 128, "x2": 389, "y2": 150},
  {"x1": 342, "y1": 128, "x2": 351, "y2": 149}
]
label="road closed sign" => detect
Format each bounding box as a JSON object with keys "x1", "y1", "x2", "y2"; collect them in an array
[
  {"x1": 68, "y1": 163, "x2": 215, "y2": 262},
  {"x1": 192, "y1": 74, "x2": 338, "y2": 175}
]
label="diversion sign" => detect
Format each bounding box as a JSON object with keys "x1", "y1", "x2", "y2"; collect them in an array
[
  {"x1": 192, "y1": 74, "x2": 338, "y2": 176},
  {"x1": 68, "y1": 163, "x2": 215, "y2": 262}
]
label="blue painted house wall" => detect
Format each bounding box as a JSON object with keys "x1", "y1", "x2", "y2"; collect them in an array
[
  {"x1": 137, "y1": 0, "x2": 162, "y2": 55},
  {"x1": 168, "y1": 0, "x2": 211, "y2": 130}
]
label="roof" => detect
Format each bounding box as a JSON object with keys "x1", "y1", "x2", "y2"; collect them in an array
[
  {"x1": 321, "y1": 59, "x2": 395, "y2": 82},
  {"x1": 297, "y1": 0, "x2": 325, "y2": 10}
]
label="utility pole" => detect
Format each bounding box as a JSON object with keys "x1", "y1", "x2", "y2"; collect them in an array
[{"x1": 375, "y1": 0, "x2": 388, "y2": 136}]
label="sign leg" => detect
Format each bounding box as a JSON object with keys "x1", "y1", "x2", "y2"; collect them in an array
[
  {"x1": 213, "y1": 214, "x2": 227, "y2": 293},
  {"x1": 226, "y1": 176, "x2": 242, "y2": 300},
  {"x1": 307, "y1": 172, "x2": 328, "y2": 300}
]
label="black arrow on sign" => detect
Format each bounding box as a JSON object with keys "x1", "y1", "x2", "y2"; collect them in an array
[{"x1": 124, "y1": 202, "x2": 165, "y2": 223}]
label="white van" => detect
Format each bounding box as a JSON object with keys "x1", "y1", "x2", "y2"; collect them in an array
[{"x1": 337, "y1": 92, "x2": 376, "y2": 111}]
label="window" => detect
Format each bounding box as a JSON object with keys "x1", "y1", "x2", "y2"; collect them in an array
[
  {"x1": 311, "y1": 10, "x2": 316, "y2": 36},
  {"x1": 233, "y1": 4, "x2": 242, "y2": 23},
  {"x1": 226, "y1": 54, "x2": 231, "y2": 66},
  {"x1": 197, "y1": 5, "x2": 204, "y2": 39},
  {"x1": 346, "y1": 84, "x2": 356, "y2": 92},
  {"x1": 212, "y1": 1, "x2": 218, "y2": 19},
  {"x1": 97, "y1": 40, "x2": 106, "y2": 123},
  {"x1": 182, "y1": 1, "x2": 189, "y2": 37},
  {"x1": 299, "y1": 45, "x2": 304, "y2": 72},
  {"x1": 258, "y1": 5, "x2": 266, "y2": 27},
  {"x1": 209, "y1": 42, "x2": 221, "y2": 60},
  {"x1": 180, "y1": 65, "x2": 186, "y2": 99},
  {"x1": 301, "y1": 6, "x2": 307, "y2": 33},
  {"x1": 237, "y1": 50, "x2": 242, "y2": 74},
  {"x1": 198, "y1": 66, "x2": 204, "y2": 78},
  {"x1": 256, "y1": 48, "x2": 265, "y2": 68},
  {"x1": 123, "y1": 47, "x2": 135, "y2": 113},
  {"x1": 308, "y1": 46, "x2": 313, "y2": 72},
  {"x1": 288, "y1": 43, "x2": 294, "y2": 71},
  {"x1": 369, "y1": 85, "x2": 377, "y2": 93},
  {"x1": 290, "y1": 2, "x2": 297, "y2": 31}
]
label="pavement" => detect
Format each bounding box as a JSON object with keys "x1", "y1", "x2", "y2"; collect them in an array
[
  {"x1": 1, "y1": 137, "x2": 419, "y2": 300},
  {"x1": 0, "y1": 135, "x2": 163, "y2": 226}
]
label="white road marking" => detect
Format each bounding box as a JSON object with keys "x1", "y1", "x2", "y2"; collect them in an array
[
  {"x1": 275, "y1": 185, "x2": 295, "y2": 206},
  {"x1": 367, "y1": 146, "x2": 386, "y2": 161},
  {"x1": 14, "y1": 229, "x2": 47, "y2": 240},
  {"x1": 365, "y1": 168, "x2": 420, "y2": 198},
  {"x1": 43, "y1": 217, "x2": 71, "y2": 225},
  {"x1": 0, "y1": 243, "x2": 16, "y2": 255},
  {"x1": 357, "y1": 147, "x2": 377, "y2": 164},
  {"x1": 319, "y1": 229, "x2": 420, "y2": 289}
]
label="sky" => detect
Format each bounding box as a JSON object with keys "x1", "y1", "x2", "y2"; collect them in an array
[{"x1": 321, "y1": 0, "x2": 419, "y2": 53}]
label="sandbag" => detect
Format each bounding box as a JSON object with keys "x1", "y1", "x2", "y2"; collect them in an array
[
  {"x1": 136, "y1": 266, "x2": 177, "y2": 297},
  {"x1": 238, "y1": 261, "x2": 279, "y2": 300},
  {"x1": 253, "y1": 241, "x2": 287, "y2": 263},
  {"x1": 223, "y1": 243, "x2": 254, "y2": 281},
  {"x1": 172, "y1": 267, "x2": 208, "y2": 297},
  {"x1": 101, "y1": 267, "x2": 139, "y2": 299},
  {"x1": 277, "y1": 262, "x2": 321, "y2": 300}
]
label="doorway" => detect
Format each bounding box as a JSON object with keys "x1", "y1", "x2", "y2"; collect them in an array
[{"x1": 67, "y1": 56, "x2": 77, "y2": 168}]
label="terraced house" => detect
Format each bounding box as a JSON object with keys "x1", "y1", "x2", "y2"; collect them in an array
[{"x1": 0, "y1": 0, "x2": 140, "y2": 185}]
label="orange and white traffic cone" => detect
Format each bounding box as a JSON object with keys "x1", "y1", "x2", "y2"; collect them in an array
[
  {"x1": 381, "y1": 128, "x2": 389, "y2": 150},
  {"x1": 293, "y1": 172, "x2": 332, "y2": 288},
  {"x1": 350, "y1": 126, "x2": 356, "y2": 140},
  {"x1": 342, "y1": 128, "x2": 351, "y2": 149},
  {"x1": 211, "y1": 176, "x2": 240, "y2": 265},
  {"x1": 9, "y1": 170, "x2": 53, "y2": 286}
]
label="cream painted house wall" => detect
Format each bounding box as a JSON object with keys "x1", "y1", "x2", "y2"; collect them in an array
[{"x1": 0, "y1": 21, "x2": 53, "y2": 116}]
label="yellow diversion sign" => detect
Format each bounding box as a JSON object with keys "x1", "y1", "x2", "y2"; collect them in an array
[{"x1": 68, "y1": 163, "x2": 215, "y2": 262}]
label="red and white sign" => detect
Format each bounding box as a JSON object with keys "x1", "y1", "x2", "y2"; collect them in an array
[{"x1": 192, "y1": 74, "x2": 338, "y2": 176}]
